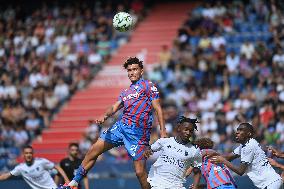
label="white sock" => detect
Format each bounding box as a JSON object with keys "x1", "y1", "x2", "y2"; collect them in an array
[{"x1": 68, "y1": 180, "x2": 78, "y2": 187}]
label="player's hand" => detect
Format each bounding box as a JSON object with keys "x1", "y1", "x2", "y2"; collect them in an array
[
  {"x1": 268, "y1": 158, "x2": 278, "y2": 167},
  {"x1": 210, "y1": 155, "x2": 225, "y2": 164},
  {"x1": 143, "y1": 147, "x2": 154, "y2": 159},
  {"x1": 267, "y1": 146, "x2": 281, "y2": 158},
  {"x1": 203, "y1": 150, "x2": 219, "y2": 159},
  {"x1": 94, "y1": 115, "x2": 107, "y2": 125},
  {"x1": 160, "y1": 130, "x2": 168, "y2": 138}
]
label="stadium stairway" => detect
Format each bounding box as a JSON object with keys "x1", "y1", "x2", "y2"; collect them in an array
[{"x1": 32, "y1": 2, "x2": 195, "y2": 163}]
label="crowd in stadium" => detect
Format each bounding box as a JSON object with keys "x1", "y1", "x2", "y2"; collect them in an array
[
  {"x1": 0, "y1": 0, "x2": 284, "y2": 171},
  {"x1": 146, "y1": 0, "x2": 284, "y2": 156},
  {"x1": 79, "y1": 0, "x2": 284, "y2": 163},
  {"x1": 0, "y1": 0, "x2": 145, "y2": 170}
]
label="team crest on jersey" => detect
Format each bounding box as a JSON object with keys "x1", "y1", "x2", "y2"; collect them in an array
[
  {"x1": 185, "y1": 151, "x2": 188, "y2": 156},
  {"x1": 151, "y1": 86, "x2": 158, "y2": 92}
]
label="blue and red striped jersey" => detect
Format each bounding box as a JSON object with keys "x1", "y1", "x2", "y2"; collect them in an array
[
  {"x1": 118, "y1": 78, "x2": 159, "y2": 128},
  {"x1": 201, "y1": 149, "x2": 237, "y2": 189}
]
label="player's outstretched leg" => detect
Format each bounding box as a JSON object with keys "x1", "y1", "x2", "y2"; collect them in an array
[
  {"x1": 133, "y1": 160, "x2": 151, "y2": 189},
  {"x1": 58, "y1": 139, "x2": 115, "y2": 189}
]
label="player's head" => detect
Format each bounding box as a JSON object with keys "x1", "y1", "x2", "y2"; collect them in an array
[
  {"x1": 235, "y1": 122, "x2": 254, "y2": 144},
  {"x1": 123, "y1": 57, "x2": 144, "y2": 82},
  {"x1": 22, "y1": 145, "x2": 34, "y2": 164},
  {"x1": 68, "y1": 142, "x2": 79, "y2": 158},
  {"x1": 176, "y1": 116, "x2": 199, "y2": 143},
  {"x1": 194, "y1": 138, "x2": 214, "y2": 150}
]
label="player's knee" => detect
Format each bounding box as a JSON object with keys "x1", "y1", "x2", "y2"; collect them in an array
[{"x1": 135, "y1": 169, "x2": 147, "y2": 179}]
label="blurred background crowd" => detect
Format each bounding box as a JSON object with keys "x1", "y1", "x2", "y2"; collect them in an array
[
  {"x1": 0, "y1": 0, "x2": 147, "y2": 170},
  {"x1": 1, "y1": 0, "x2": 284, "y2": 171},
  {"x1": 147, "y1": 0, "x2": 284, "y2": 155}
]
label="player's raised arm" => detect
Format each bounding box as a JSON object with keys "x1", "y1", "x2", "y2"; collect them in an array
[
  {"x1": 224, "y1": 152, "x2": 240, "y2": 161},
  {"x1": 152, "y1": 99, "x2": 167, "y2": 138},
  {"x1": 211, "y1": 155, "x2": 248, "y2": 176},
  {"x1": 268, "y1": 158, "x2": 284, "y2": 171},
  {"x1": 0, "y1": 173, "x2": 12, "y2": 181},
  {"x1": 267, "y1": 146, "x2": 284, "y2": 158},
  {"x1": 95, "y1": 100, "x2": 123, "y2": 124}
]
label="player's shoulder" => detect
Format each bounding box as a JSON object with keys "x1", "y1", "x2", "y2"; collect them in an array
[
  {"x1": 14, "y1": 162, "x2": 25, "y2": 169},
  {"x1": 35, "y1": 157, "x2": 51, "y2": 163},
  {"x1": 60, "y1": 157, "x2": 69, "y2": 164},
  {"x1": 156, "y1": 137, "x2": 173, "y2": 144},
  {"x1": 159, "y1": 137, "x2": 172, "y2": 142},
  {"x1": 60, "y1": 157, "x2": 69, "y2": 162},
  {"x1": 245, "y1": 138, "x2": 259, "y2": 148},
  {"x1": 187, "y1": 143, "x2": 201, "y2": 153},
  {"x1": 140, "y1": 79, "x2": 154, "y2": 86}
]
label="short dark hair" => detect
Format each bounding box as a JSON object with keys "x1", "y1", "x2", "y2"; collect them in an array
[
  {"x1": 69, "y1": 142, "x2": 79, "y2": 149},
  {"x1": 239, "y1": 122, "x2": 254, "y2": 135},
  {"x1": 22, "y1": 145, "x2": 33, "y2": 151},
  {"x1": 194, "y1": 138, "x2": 214, "y2": 150},
  {"x1": 178, "y1": 116, "x2": 199, "y2": 130},
  {"x1": 123, "y1": 57, "x2": 143, "y2": 69}
]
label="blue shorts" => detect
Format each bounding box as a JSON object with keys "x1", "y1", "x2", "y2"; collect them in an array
[
  {"x1": 100, "y1": 121, "x2": 151, "y2": 160},
  {"x1": 215, "y1": 184, "x2": 236, "y2": 189}
]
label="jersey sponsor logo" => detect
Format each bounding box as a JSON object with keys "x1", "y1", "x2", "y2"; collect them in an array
[
  {"x1": 160, "y1": 154, "x2": 185, "y2": 169},
  {"x1": 122, "y1": 92, "x2": 140, "y2": 101}
]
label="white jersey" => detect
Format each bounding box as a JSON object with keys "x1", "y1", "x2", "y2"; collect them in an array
[
  {"x1": 233, "y1": 138, "x2": 281, "y2": 189},
  {"x1": 148, "y1": 137, "x2": 202, "y2": 188},
  {"x1": 10, "y1": 158, "x2": 57, "y2": 189}
]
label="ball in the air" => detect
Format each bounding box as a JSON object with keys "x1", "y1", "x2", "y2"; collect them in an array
[{"x1": 113, "y1": 12, "x2": 133, "y2": 32}]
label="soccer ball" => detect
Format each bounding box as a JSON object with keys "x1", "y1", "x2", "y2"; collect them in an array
[{"x1": 113, "y1": 12, "x2": 133, "y2": 32}]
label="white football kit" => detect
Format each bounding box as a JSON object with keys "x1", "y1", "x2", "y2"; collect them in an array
[
  {"x1": 147, "y1": 137, "x2": 202, "y2": 189},
  {"x1": 233, "y1": 138, "x2": 282, "y2": 189},
  {"x1": 10, "y1": 158, "x2": 57, "y2": 189}
]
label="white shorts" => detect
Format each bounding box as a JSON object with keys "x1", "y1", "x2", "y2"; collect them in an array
[{"x1": 265, "y1": 179, "x2": 283, "y2": 189}]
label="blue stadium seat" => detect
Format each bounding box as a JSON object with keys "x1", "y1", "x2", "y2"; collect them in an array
[
  {"x1": 224, "y1": 34, "x2": 234, "y2": 43},
  {"x1": 251, "y1": 25, "x2": 261, "y2": 33},
  {"x1": 262, "y1": 24, "x2": 269, "y2": 32},
  {"x1": 248, "y1": 13, "x2": 257, "y2": 23},
  {"x1": 189, "y1": 37, "x2": 200, "y2": 47},
  {"x1": 239, "y1": 23, "x2": 250, "y2": 33},
  {"x1": 233, "y1": 34, "x2": 244, "y2": 43},
  {"x1": 0, "y1": 159, "x2": 6, "y2": 170}
]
